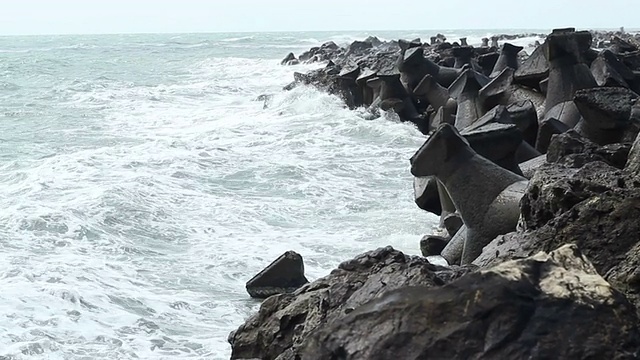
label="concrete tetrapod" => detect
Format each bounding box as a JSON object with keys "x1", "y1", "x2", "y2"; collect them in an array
[{"x1": 411, "y1": 124, "x2": 528, "y2": 264}]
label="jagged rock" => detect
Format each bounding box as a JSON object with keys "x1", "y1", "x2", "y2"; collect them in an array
[
  {"x1": 281, "y1": 52, "x2": 299, "y2": 66},
  {"x1": 229, "y1": 247, "x2": 473, "y2": 359},
  {"x1": 246, "y1": 251, "x2": 309, "y2": 299},
  {"x1": 547, "y1": 130, "x2": 632, "y2": 169},
  {"x1": 299, "y1": 245, "x2": 640, "y2": 359},
  {"x1": 476, "y1": 161, "x2": 640, "y2": 302},
  {"x1": 626, "y1": 128, "x2": 640, "y2": 177}
]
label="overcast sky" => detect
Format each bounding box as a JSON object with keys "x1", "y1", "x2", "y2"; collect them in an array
[{"x1": 0, "y1": 0, "x2": 637, "y2": 35}]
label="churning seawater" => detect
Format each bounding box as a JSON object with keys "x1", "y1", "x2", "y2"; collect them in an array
[{"x1": 0, "y1": 30, "x2": 544, "y2": 359}]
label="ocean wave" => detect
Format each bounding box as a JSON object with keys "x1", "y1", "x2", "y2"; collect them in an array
[{"x1": 220, "y1": 35, "x2": 255, "y2": 43}]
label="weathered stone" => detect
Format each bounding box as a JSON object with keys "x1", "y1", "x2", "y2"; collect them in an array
[
  {"x1": 300, "y1": 245, "x2": 640, "y2": 360},
  {"x1": 229, "y1": 247, "x2": 473, "y2": 359},
  {"x1": 547, "y1": 130, "x2": 632, "y2": 169},
  {"x1": 246, "y1": 251, "x2": 309, "y2": 299},
  {"x1": 477, "y1": 161, "x2": 640, "y2": 290}
]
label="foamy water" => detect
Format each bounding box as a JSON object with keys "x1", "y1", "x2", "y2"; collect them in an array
[{"x1": 0, "y1": 30, "x2": 545, "y2": 359}]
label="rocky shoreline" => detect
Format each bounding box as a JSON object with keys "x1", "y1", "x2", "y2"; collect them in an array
[{"x1": 230, "y1": 28, "x2": 640, "y2": 359}]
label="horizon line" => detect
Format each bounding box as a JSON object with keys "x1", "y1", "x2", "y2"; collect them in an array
[{"x1": 0, "y1": 26, "x2": 637, "y2": 37}]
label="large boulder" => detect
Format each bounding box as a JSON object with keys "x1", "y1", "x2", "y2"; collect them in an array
[
  {"x1": 298, "y1": 245, "x2": 640, "y2": 359},
  {"x1": 229, "y1": 247, "x2": 473, "y2": 359}
]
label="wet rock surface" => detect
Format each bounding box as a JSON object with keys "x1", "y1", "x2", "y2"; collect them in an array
[{"x1": 230, "y1": 247, "x2": 473, "y2": 359}]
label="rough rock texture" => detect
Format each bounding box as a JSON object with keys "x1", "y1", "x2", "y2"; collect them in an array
[
  {"x1": 229, "y1": 247, "x2": 473, "y2": 359},
  {"x1": 298, "y1": 245, "x2": 640, "y2": 359},
  {"x1": 546, "y1": 130, "x2": 632, "y2": 169},
  {"x1": 476, "y1": 142, "x2": 640, "y2": 310}
]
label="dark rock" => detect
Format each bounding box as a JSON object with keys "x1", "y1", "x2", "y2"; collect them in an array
[
  {"x1": 346, "y1": 40, "x2": 373, "y2": 57},
  {"x1": 547, "y1": 130, "x2": 632, "y2": 169},
  {"x1": 477, "y1": 161, "x2": 640, "y2": 299},
  {"x1": 420, "y1": 235, "x2": 448, "y2": 256},
  {"x1": 246, "y1": 251, "x2": 309, "y2": 299},
  {"x1": 626, "y1": 129, "x2": 640, "y2": 177},
  {"x1": 281, "y1": 52, "x2": 299, "y2": 66},
  {"x1": 413, "y1": 176, "x2": 442, "y2": 215},
  {"x1": 229, "y1": 247, "x2": 473, "y2": 359},
  {"x1": 300, "y1": 245, "x2": 640, "y2": 360}
]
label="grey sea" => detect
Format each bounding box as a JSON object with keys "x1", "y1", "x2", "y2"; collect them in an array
[{"x1": 0, "y1": 30, "x2": 545, "y2": 359}]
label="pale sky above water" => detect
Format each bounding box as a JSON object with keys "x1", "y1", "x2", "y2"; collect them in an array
[{"x1": 0, "y1": 0, "x2": 638, "y2": 35}]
